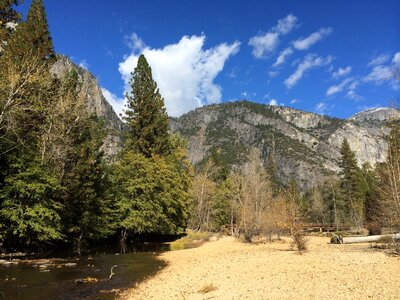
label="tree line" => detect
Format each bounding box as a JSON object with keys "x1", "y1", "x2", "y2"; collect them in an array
[
  {"x1": 188, "y1": 127, "x2": 400, "y2": 244},
  {"x1": 0, "y1": 0, "x2": 191, "y2": 254},
  {"x1": 1, "y1": 0, "x2": 399, "y2": 255}
]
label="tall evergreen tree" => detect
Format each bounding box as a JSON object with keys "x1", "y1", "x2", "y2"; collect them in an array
[
  {"x1": 62, "y1": 117, "x2": 114, "y2": 254},
  {"x1": 23, "y1": 0, "x2": 55, "y2": 61},
  {"x1": 338, "y1": 138, "x2": 365, "y2": 229},
  {"x1": 124, "y1": 54, "x2": 170, "y2": 157},
  {"x1": 113, "y1": 55, "x2": 192, "y2": 249},
  {"x1": 0, "y1": 0, "x2": 21, "y2": 53}
]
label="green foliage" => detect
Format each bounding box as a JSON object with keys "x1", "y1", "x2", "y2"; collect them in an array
[
  {"x1": 24, "y1": 0, "x2": 55, "y2": 62},
  {"x1": 113, "y1": 148, "x2": 191, "y2": 235},
  {"x1": 124, "y1": 54, "x2": 170, "y2": 157},
  {"x1": 0, "y1": 157, "x2": 63, "y2": 243},
  {"x1": 338, "y1": 138, "x2": 366, "y2": 228},
  {"x1": 0, "y1": 0, "x2": 21, "y2": 50},
  {"x1": 62, "y1": 117, "x2": 115, "y2": 242}
]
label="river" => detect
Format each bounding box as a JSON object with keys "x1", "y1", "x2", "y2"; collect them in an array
[{"x1": 0, "y1": 243, "x2": 170, "y2": 300}]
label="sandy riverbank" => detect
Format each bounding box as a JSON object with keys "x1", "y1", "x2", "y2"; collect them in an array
[{"x1": 121, "y1": 236, "x2": 400, "y2": 300}]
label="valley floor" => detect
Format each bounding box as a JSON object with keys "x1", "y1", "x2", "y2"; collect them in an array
[{"x1": 121, "y1": 236, "x2": 400, "y2": 300}]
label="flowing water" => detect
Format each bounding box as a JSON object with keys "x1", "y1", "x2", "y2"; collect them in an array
[{"x1": 0, "y1": 243, "x2": 170, "y2": 300}]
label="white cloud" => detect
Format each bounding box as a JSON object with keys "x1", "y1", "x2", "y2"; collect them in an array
[
  {"x1": 101, "y1": 88, "x2": 124, "y2": 117},
  {"x1": 363, "y1": 65, "x2": 392, "y2": 84},
  {"x1": 284, "y1": 54, "x2": 333, "y2": 88},
  {"x1": 274, "y1": 14, "x2": 298, "y2": 34},
  {"x1": 125, "y1": 33, "x2": 145, "y2": 52},
  {"x1": 268, "y1": 70, "x2": 279, "y2": 77},
  {"x1": 346, "y1": 89, "x2": 363, "y2": 101},
  {"x1": 292, "y1": 27, "x2": 332, "y2": 50},
  {"x1": 78, "y1": 60, "x2": 89, "y2": 70},
  {"x1": 332, "y1": 66, "x2": 352, "y2": 79},
  {"x1": 118, "y1": 34, "x2": 240, "y2": 117},
  {"x1": 249, "y1": 32, "x2": 279, "y2": 59},
  {"x1": 249, "y1": 14, "x2": 298, "y2": 58},
  {"x1": 273, "y1": 47, "x2": 293, "y2": 67},
  {"x1": 326, "y1": 77, "x2": 353, "y2": 96},
  {"x1": 314, "y1": 102, "x2": 331, "y2": 114},
  {"x1": 290, "y1": 98, "x2": 299, "y2": 104},
  {"x1": 368, "y1": 54, "x2": 390, "y2": 66},
  {"x1": 393, "y1": 52, "x2": 400, "y2": 65},
  {"x1": 269, "y1": 99, "x2": 278, "y2": 106}
]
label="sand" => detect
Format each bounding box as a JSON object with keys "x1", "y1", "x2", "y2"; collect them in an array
[{"x1": 122, "y1": 236, "x2": 400, "y2": 300}]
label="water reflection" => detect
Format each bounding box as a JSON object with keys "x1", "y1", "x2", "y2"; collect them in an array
[{"x1": 0, "y1": 242, "x2": 169, "y2": 300}]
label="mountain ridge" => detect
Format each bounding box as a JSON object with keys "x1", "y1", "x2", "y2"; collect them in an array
[{"x1": 55, "y1": 56, "x2": 399, "y2": 190}]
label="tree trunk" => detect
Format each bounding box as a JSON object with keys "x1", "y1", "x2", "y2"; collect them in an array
[
  {"x1": 76, "y1": 233, "x2": 83, "y2": 257},
  {"x1": 331, "y1": 233, "x2": 400, "y2": 244},
  {"x1": 119, "y1": 228, "x2": 127, "y2": 254}
]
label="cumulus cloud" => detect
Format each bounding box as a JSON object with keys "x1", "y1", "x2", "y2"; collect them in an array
[
  {"x1": 292, "y1": 27, "x2": 332, "y2": 50},
  {"x1": 101, "y1": 88, "x2": 124, "y2": 117},
  {"x1": 249, "y1": 14, "x2": 298, "y2": 58},
  {"x1": 117, "y1": 34, "x2": 240, "y2": 117},
  {"x1": 332, "y1": 66, "x2": 352, "y2": 79},
  {"x1": 393, "y1": 52, "x2": 400, "y2": 65},
  {"x1": 368, "y1": 54, "x2": 390, "y2": 67},
  {"x1": 273, "y1": 47, "x2": 293, "y2": 67},
  {"x1": 284, "y1": 54, "x2": 333, "y2": 88}
]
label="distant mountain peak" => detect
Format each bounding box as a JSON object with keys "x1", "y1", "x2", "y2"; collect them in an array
[{"x1": 350, "y1": 107, "x2": 399, "y2": 122}]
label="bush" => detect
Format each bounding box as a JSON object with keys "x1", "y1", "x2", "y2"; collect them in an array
[
  {"x1": 291, "y1": 231, "x2": 308, "y2": 253},
  {"x1": 366, "y1": 221, "x2": 382, "y2": 235}
]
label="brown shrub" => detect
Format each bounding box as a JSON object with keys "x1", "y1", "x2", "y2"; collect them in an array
[
  {"x1": 366, "y1": 221, "x2": 382, "y2": 235},
  {"x1": 291, "y1": 231, "x2": 308, "y2": 253}
]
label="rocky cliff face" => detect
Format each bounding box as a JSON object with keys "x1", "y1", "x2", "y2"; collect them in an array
[
  {"x1": 51, "y1": 56, "x2": 124, "y2": 159},
  {"x1": 171, "y1": 101, "x2": 399, "y2": 190},
  {"x1": 51, "y1": 56, "x2": 399, "y2": 190}
]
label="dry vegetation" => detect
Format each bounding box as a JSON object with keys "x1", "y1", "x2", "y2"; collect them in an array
[{"x1": 123, "y1": 236, "x2": 400, "y2": 300}]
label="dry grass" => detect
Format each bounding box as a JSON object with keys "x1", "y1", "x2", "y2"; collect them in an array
[{"x1": 168, "y1": 231, "x2": 214, "y2": 250}]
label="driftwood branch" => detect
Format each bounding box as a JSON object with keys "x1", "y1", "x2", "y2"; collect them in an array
[
  {"x1": 109, "y1": 265, "x2": 118, "y2": 279},
  {"x1": 331, "y1": 233, "x2": 400, "y2": 244}
]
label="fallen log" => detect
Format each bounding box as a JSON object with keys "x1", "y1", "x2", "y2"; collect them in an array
[{"x1": 331, "y1": 233, "x2": 400, "y2": 244}]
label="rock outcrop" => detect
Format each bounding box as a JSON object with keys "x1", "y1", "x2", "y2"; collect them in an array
[
  {"x1": 171, "y1": 101, "x2": 399, "y2": 189},
  {"x1": 51, "y1": 56, "x2": 124, "y2": 159}
]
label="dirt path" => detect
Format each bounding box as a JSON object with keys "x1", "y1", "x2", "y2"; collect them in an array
[{"x1": 122, "y1": 236, "x2": 400, "y2": 300}]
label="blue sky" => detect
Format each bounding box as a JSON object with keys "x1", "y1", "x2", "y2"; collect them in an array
[{"x1": 17, "y1": 0, "x2": 400, "y2": 118}]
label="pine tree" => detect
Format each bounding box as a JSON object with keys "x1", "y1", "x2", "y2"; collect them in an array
[
  {"x1": 0, "y1": 0, "x2": 21, "y2": 53},
  {"x1": 113, "y1": 55, "x2": 192, "y2": 250},
  {"x1": 338, "y1": 138, "x2": 365, "y2": 229},
  {"x1": 62, "y1": 117, "x2": 114, "y2": 254},
  {"x1": 23, "y1": 0, "x2": 55, "y2": 62},
  {"x1": 124, "y1": 54, "x2": 170, "y2": 157}
]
